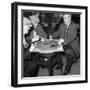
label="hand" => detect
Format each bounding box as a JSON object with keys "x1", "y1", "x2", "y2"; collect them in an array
[
  {"x1": 58, "y1": 39, "x2": 64, "y2": 45},
  {"x1": 41, "y1": 37, "x2": 45, "y2": 42},
  {"x1": 49, "y1": 35, "x2": 53, "y2": 40}
]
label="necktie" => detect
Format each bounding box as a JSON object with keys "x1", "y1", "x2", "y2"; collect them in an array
[{"x1": 64, "y1": 25, "x2": 68, "y2": 39}]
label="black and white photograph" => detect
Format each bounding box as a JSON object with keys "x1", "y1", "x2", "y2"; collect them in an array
[
  {"x1": 11, "y1": 2, "x2": 88, "y2": 87},
  {"x1": 23, "y1": 11, "x2": 80, "y2": 77}
]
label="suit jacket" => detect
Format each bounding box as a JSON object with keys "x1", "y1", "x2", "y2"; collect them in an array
[
  {"x1": 30, "y1": 24, "x2": 47, "y2": 39},
  {"x1": 52, "y1": 21, "x2": 80, "y2": 56}
]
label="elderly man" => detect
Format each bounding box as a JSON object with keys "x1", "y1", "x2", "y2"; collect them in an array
[
  {"x1": 23, "y1": 13, "x2": 48, "y2": 77},
  {"x1": 52, "y1": 14, "x2": 80, "y2": 75}
]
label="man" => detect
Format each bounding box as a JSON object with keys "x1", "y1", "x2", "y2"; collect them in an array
[
  {"x1": 23, "y1": 13, "x2": 47, "y2": 77},
  {"x1": 29, "y1": 14, "x2": 47, "y2": 40},
  {"x1": 23, "y1": 17, "x2": 32, "y2": 48},
  {"x1": 52, "y1": 14, "x2": 80, "y2": 75}
]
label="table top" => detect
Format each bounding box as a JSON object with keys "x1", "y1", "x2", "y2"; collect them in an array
[{"x1": 29, "y1": 39, "x2": 64, "y2": 54}]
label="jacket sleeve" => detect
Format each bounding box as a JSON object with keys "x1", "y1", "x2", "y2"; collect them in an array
[
  {"x1": 25, "y1": 32, "x2": 33, "y2": 45},
  {"x1": 64, "y1": 25, "x2": 77, "y2": 45},
  {"x1": 52, "y1": 24, "x2": 64, "y2": 39},
  {"x1": 36, "y1": 24, "x2": 47, "y2": 39}
]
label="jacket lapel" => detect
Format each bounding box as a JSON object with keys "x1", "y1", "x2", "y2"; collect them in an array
[{"x1": 64, "y1": 21, "x2": 73, "y2": 39}]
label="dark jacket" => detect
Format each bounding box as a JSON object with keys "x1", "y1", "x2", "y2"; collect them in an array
[
  {"x1": 52, "y1": 21, "x2": 80, "y2": 56},
  {"x1": 29, "y1": 24, "x2": 47, "y2": 39}
]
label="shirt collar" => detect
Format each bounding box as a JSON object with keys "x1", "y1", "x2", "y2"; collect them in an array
[{"x1": 65, "y1": 21, "x2": 71, "y2": 28}]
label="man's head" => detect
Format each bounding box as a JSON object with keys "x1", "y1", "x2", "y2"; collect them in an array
[
  {"x1": 23, "y1": 17, "x2": 32, "y2": 34},
  {"x1": 63, "y1": 14, "x2": 72, "y2": 25},
  {"x1": 29, "y1": 13, "x2": 40, "y2": 28}
]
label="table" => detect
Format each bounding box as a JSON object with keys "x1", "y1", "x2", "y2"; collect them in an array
[
  {"x1": 29, "y1": 39, "x2": 64, "y2": 53},
  {"x1": 29, "y1": 39, "x2": 64, "y2": 76}
]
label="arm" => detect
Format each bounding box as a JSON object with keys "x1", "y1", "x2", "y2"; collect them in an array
[
  {"x1": 23, "y1": 36, "x2": 29, "y2": 48},
  {"x1": 52, "y1": 30, "x2": 61, "y2": 39},
  {"x1": 36, "y1": 24, "x2": 47, "y2": 39},
  {"x1": 52, "y1": 24, "x2": 64, "y2": 39}
]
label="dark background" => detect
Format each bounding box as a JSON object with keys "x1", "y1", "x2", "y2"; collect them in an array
[{"x1": 23, "y1": 11, "x2": 80, "y2": 38}]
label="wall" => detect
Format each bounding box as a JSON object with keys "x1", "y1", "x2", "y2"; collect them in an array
[{"x1": 0, "y1": 0, "x2": 89, "y2": 90}]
